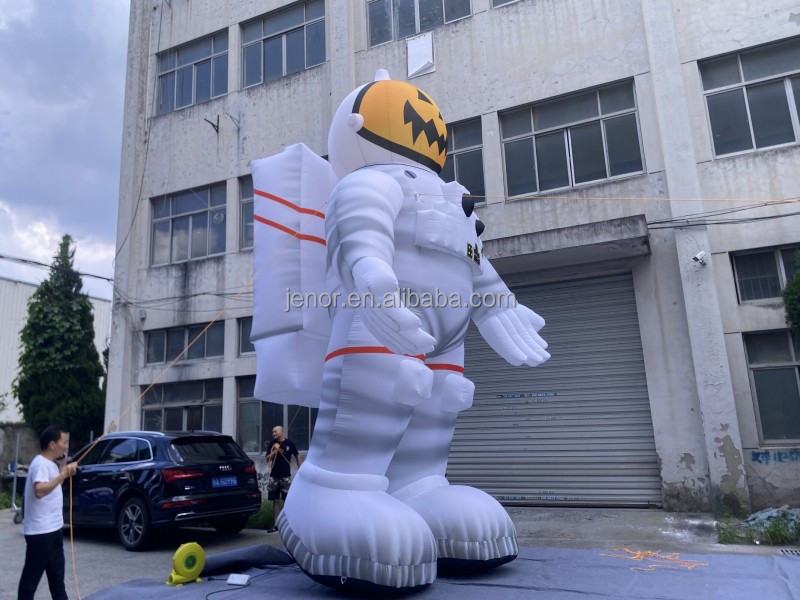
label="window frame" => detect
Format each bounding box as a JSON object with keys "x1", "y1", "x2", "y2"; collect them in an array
[
  {"x1": 743, "y1": 330, "x2": 800, "y2": 445},
  {"x1": 499, "y1": 80, "x2": 645, "y2": 198},
  {"x1": 241, "y1": 1, "x2": 326, "y2": 88},
  {"x1": 236, "y1": 375, "x2": 317, "y2": 453},
  {"x1": 150, "y1": 182, "x2": 227, "y2": 266},
  {"x1": 145, "y1": 322, "x2": 225, "y2": 364},
  {"x1": 699, "y1": 37, "x2": 800, "y2": 158},
  {"x1": 732, "y1": 245, "x2": 800, "y2": 303},
  {"x1": 441, "y1": 117, "x2": 486, "y2": 204},
  {"x1": 157, "y1": 30, "x2": 229, "y2": 116},
  {"x1": 240, "y1": 175, "x2": 254, "y2": 250},
  {"x1": 238, "y1": 317, "x2": 255, "y2": 356},
  {"x1": 366, "y1": 0, "x2": 473, "y2": 47},
  {"x1": 141, "y1": 379, "x2": 224, "y2": 433}
]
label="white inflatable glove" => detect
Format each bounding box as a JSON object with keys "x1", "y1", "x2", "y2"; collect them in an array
[
  {"x1": 476, "y1": 305, "x2": 550, "y2": 367},
  {"x1": 351, "y1": 257, "x2": 437, "y2": 356}
]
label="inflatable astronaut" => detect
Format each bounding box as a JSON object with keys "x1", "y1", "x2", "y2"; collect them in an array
[{"x1": 250, "y1": 70, "x2": 549, "y2": 592}]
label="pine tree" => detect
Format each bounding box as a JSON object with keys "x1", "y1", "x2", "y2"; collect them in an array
[{"x1": 12, "y1": 235, "x2": 105, "y2": 448}]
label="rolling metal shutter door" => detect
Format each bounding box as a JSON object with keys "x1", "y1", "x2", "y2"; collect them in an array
[{"x1": 448, "y1": 273, "x2": 663, "y2": 507}]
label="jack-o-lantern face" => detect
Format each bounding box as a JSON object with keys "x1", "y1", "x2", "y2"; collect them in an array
[{"x1": 352, "y1": 80, "x2": 447, "y2": 173}]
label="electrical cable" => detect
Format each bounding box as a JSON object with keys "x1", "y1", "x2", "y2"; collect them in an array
[
  {"x1": 0, "y1": 252, "x2": 114, "y2": 283},
  {"x1": 648, "y1": 209, "x2": 800, "y2": 229}
]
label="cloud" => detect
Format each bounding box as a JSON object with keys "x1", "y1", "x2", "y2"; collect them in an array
[
  {"x1": 0, "y1": 199, "x2": 114, "y2": 299},
  {"x1": 0, "y1": 0, "x2": 34, "y2": 30},
  {"x1": 0, "y1": 0, "x2": 129, "y2": 248}
]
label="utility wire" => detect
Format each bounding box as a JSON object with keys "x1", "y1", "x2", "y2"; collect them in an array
[
  {"x1": 0, "y1": 252, "x2": 114, "y2": 283},
  {"x1": 647, "y1": 199, "x2": 799, "y2": 225},
  {"x1": 648, "y1": 210, "x2": 800, "y2": 229}
]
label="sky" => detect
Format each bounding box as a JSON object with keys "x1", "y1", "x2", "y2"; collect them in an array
[{"x1": 0, "y1": 0, "x2": 130, "y2": 300}]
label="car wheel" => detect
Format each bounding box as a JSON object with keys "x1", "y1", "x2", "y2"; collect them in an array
[
  {"x1": 118, "y1": 497, "x2": 151, "y2": 551},
  {"x1": 212, "y1": 515, "x2": 249, "y2": 535}
]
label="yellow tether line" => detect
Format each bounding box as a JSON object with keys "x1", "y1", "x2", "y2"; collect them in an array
[{"x1": 67, "y1": 191, "x2": 328, "y2": 599}]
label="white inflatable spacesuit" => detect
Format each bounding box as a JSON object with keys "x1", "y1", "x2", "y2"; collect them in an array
[{"x1": 250, "y1": 70, "x2": 549, "y2": 592}]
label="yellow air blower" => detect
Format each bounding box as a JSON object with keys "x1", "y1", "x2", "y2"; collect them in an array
[{"x1": 167, "y1": 542, "x2": 205, "y2": 586}]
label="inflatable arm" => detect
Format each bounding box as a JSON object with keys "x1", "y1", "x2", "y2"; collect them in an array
[
  {"x1": 326, "y1": 169, "x2": 436, "y2": 355},
  {"x1": 470, "y1": 259, "x2": 550, "y2": 366}
]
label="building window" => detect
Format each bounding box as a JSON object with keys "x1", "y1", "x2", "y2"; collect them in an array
[
  {"x1": 699, "y1": 37, "x2": 800, "y2": 156},
  {"x1": 492, "y1": 0, "x2": 518, "y2": 6},
  {"x1": 238, "y1": 317, "x2": 255, "y2": 355},
  {"x1": 151, "y1": 182, "x2": 227, "y2": 265},
  {"x1": 744, "y1": 330, "x2": 800, "y2": 443},
  {"x1": 240, "y1": 176, "x2": 254, "y2": 250},
  {"x1": 141, "y1": 379, "x2": 223, "y2": 433},
  {"x1": 242, "y1": 0, "x2": 325, "y2": 88},
  {"x1": 145, "y1": 322, "x2": 225, "y2": 364},
  {"x1": 500, "y1": 80, "x2": 643, "y2": 196},
  {"x1": 157, "y1": 31, "x2": 228, "y2": 115},
  {"x1": 440, "y1": 118, "x2": 485, "y2": 202},
  {"x1": 236, "y1": 376, "x2": 317, "y2": 453},
  {"x1": 733, "y1": 245, "x2": 800, "y2": 302},
  {"x1": 367, "y1": 0, "x2": 471, "y2": 47},
  {"x1": 237, "y1": 376, "x2": 282, "y2": 454}
]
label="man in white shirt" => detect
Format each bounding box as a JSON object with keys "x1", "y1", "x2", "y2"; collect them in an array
[{"x1": 17, "y1": 426, "x2": 78, "y2": 600}]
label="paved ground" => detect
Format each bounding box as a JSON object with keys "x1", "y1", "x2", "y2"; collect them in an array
[
  {"x1": 0, "y1": 506, "x2": 783, "y2": 599},
  {"x1": 0, "y1": 509, "x2": 280, "y2": 600},
  {"x1": 509, "y1": 506, "x2": 775, "y2": 555}
]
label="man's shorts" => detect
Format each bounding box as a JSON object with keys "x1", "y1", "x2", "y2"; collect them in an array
[{"x1": 267, "y1": 476, "x2": 291, "y2": 501}]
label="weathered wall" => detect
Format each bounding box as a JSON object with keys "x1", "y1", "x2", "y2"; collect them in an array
[
  {"x1": 675, "y1": 0, "x2": 800, "y2": 510},
  {"x1": 109, "y1": 0, "x2": 800, "y2": 512},
  {"x1": 0, "y1": 424, "x2": 39, "y2": 488}
]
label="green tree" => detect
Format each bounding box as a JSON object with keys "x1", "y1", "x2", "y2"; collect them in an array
[
  {"x1": 12, "y1": 235, "x2": 105, "y2": 448},
  {"x1": 785, "y1": 250, "x2": 800, "y2": 335}
]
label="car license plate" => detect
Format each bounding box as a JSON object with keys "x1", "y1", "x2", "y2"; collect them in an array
[{"x1": 212, "y1": 476, "x2": 237, "y2": 488}]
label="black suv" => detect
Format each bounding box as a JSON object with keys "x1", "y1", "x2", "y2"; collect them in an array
[{"x1": 64, "y1": 431, "x2": 261, "y2": 550}]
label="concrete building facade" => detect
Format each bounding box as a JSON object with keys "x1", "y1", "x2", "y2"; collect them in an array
[
  {"x1": 109, "y1": 0, "x2": 800, "y2": 512},
  {"x1": 0, "y1": 277, "x2": 111, "y2": 423}
]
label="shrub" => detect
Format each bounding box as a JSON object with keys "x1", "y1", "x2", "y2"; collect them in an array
[
  {"x1": 784, "y1": 250, "x2": 800, "y2": 334},
  {"x1": 760, "y1": 516, "x2": 797, "y2": 546},
  {"x1": 246, "y1": 502, "x2": 275, "y2": 530}
]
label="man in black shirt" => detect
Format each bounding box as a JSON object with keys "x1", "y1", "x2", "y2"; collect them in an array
[{"x1": 265, "y1": 425, "x2": 301, "y2": 532}]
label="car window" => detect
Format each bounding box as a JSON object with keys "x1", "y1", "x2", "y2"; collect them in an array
[
  {"x1": 74, "y1": 440, "x2": 110, "y2": 466},
  {"x1": 102, "y1": 438, "x2": 150, "y2": 464},
  {"x1": 169, "y1": 437, "x2": 247, "y2": 463},
  {"x1": 135, "y1": 439, "x2": 153, "y2": 461}
]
